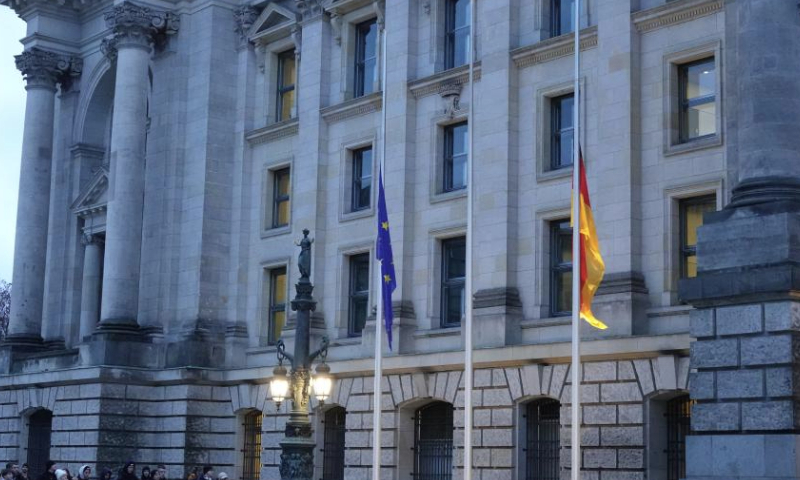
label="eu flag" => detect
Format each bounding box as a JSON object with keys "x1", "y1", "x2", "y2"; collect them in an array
[{"x1": 376, "y1": 168, "x2": 397, "y2": 349}]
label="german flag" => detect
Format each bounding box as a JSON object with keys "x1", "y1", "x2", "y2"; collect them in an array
[{"x1": 571, "y1": 150, "x2": 607, "y2": 329}]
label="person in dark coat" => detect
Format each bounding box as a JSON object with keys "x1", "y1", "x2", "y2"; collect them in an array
[
  {"x1": 118, "y1": 463, "x2": 136, "y2": 480},
  {"x1": 99, "y1": 470, "x2": 112, "y2": 480},
  {"x1": 20, "y1": 465, "x2": 29, "y2": 480},
  {"x1": 37, "y1": 462, "x2": 57, "y2": 480},
  {"x1": 139, "y1": 468, "x2": 150, "y2": 480}
]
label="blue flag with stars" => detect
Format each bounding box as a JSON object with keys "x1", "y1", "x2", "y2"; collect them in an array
[{"x1": 376, "y1": 167, "x2": 397, "y2": 350}]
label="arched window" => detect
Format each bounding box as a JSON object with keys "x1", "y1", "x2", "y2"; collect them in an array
[
  {"x1": 322, "y1": 407, "x2": 347, "y2": 480},
  {"x1": 665, "y1": 395, "x2": 692, "y2": 480},
  {"x1": 241, "y1": 411, "x2": 262, "y2": 480},
  {"x1": 27, "y1": 409, "x2": 53, "y2": 476},
  {"x1": 524, "y1": 398, "x2": 560, "y2": 480},
  {"x1": 414, "y1": 401, "x2": 454, "y2": 480}
]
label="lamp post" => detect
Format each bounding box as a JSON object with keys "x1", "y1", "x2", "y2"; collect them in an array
[{"x1": 270, "y1": 229, "x2": 331, "y2": 480}]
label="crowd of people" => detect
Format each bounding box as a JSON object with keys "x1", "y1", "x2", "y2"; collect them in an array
[{"x1": 0, "y1": 462, "x2": 230, "y2": 480}]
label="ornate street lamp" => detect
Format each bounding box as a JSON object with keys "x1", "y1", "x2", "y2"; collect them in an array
[{"x1": 269, "y1": 229, "x2": 331, "y2": 480}]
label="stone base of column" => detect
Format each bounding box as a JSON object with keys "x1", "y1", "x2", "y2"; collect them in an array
[
  {"x1": 2, "y1": 333, "x2": 44, "y2": 351},
  {"x1": 43, "y1": 338, "x2": 66, "y2": 350},
  {"x1": 362, "y1": 300, "x2": 415, "y2": 355},
  {"x1": 473, "y1": 287, "x2": 522, "y2": 348},
  {"x1": 83, "y1": 321, "x2": 161, "y2": 368},
  {"x1": 686, "y1": 434, "x2": 800, "y2": 479}
]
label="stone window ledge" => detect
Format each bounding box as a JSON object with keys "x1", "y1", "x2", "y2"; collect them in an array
[
  {"x1": 633, "y1": 0, "x2": 723, "y2": 34},
  {"x1": 409, "y1": 62, "x2": 482, "y2": 100},
  {"x1": 261, "y1": 225, "x2": 292, "y2": 240},
  {"x1": 520, "y1": 317, "x2": 570, "y2": 330},
  {"x1": 430, "y1": 188, "x2": 467, "y2": 205},
  {"x1": 321, "y1": 91, "x2": 383, "y2": 124},
  {"x1": 246, "y1": 118, "x2": 299, "y2": 146},
  {"x1": 663, "y1": 133, "x2": 722, "y2": 157},
  {"x1": 330, "y1": 336, "x2": 362, "y2": 347},
  {"x1": 413, "y1": 326, "x2": 462, "y2": 338},
  {"x1": 537, "y1": 166, "x2": 572, "y2": 184},
  {"x1": 340, "y1": 206, "x2": 374, "y2": 223},
  {"x1": 511, "y1": 26, "x2": 598, "y2": 70}
]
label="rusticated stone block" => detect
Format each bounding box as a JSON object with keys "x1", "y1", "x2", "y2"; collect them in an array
[
  {"x1": 764, "y1": 301, "x2": 800, "y2": 332},
  {"x1": 617, "y1": 448, "x2": 644, "y2": 468},
  {"x1": 766, "y1": 367, "x2": 793, "y2": 397},
  {"x1": 618, "y1": 405, "x2": 642, "y2": 424},
  {"x1": 692, "y1": 403, "x2": 740, "y2": 431},
  {"x1": 600, "y1": 426, "x2": 643, "y2": 446},
  {"x1": 583, "y1": 405, "x2": 616, "y2": 425},
  {"x1": 742, "y1": 401, "x2": 794, "y2": 430},
  {"x1": 600, "y1": 382, "x2": 642, "y2": 403},
  {"x1": 583, "y1": 362, "x2": 616, "y2": 382},
  {"x1": 716, "y1": 304, "x2": 762, "y2": 336},
  {"x1": 690, "y1": 308, "x2": 715, "y2": 338},
  {"x1": 583, "y1": 448, "x2": 616, "y2": 468},
  {"x1": 689, "y1": 372, "x2": 715, "y2": 400},
  {"x1": 717, "y1": 369, "x2": 763, "y2": 399},
  {"x1": 740, "y1": 334, "x2": 793, "y2": 366},
  {"x1": 691, "y1": 338, "x2": 739, "y2": 369}
]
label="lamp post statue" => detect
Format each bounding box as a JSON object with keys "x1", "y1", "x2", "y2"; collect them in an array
[{"x1": 270, "y1": 229, "x2": 331, "y2": 480}]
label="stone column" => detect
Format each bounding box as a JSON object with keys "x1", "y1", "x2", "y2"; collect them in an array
[
  {"x1": 5, "y1": 48, "x2": 80, "y2": 350},
  {"x1": 681, "y1": 2, "x2": 800, "y2": 478},
  {"x1": 79, "y1": 234, "x2": 103, "y2": 341},
  {"x1": 97, "y1": 1, "x2": 178, "y2": 330}
]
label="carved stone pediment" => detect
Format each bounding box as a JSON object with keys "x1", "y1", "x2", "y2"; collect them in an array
[
  {"x1": 71, "y1": 166, "x2": 109, "y2": 217},
  {"x1": 248, "y1": 2, "x2": 299, "y2": 45}
]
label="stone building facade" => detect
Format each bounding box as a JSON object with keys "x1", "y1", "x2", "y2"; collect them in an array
[{"x1": 1, "y1": 0, "x2": 797, "y2": 479}]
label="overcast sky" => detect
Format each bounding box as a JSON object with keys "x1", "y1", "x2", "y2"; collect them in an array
[{"x1": 0, "y1": 8, "x2": 25, "y2": 283}]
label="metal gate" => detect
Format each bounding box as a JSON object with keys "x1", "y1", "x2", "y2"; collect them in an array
[
  {"x1": 666, "y1": 395, "x2": 693, "y2": 480},
  {"x1": 525, "y1": 399, "x2": 560, "y2": 480},
  {"x1": 413, "y1": 402, "x2": 454, "y2": 480},
  {"x1": 27, "y1": 409, "x2": 53, "y2": 477},
  {"x1": 322, "y1": 407, "x2": 346, "y2": 480},
  {"x1": 241, "y1": 411, "x2": 262, "y2": 480}
]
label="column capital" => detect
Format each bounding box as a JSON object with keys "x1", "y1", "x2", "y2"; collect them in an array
[
  {"x1": 81, "y1": 232, "x2": 104, "y2": 247},
  {"x1": 294, "y1": 0, "x2": 326, "y2": 22},
  {"x1": 104, "y1": 1, "x2": 179, "y2": 51},
  {"x1": 234, "y1": 5, "x2": 260, "y2": 46},
  {"x1": 14, "y1": 47, "x2": 82, "y2": 91}
]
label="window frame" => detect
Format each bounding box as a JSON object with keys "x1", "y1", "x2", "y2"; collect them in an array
[
  {"x1": 276, "y1": 49, "x2": 296, "y2": 122},
  {"x1": 678, "y1": 57, "x2": 716, "y2": 144},
  {"x1": 549, "y1": 219, "x2": 572, "y2": 317},
  {"x1": 443, "y1": 121, "x2": 468, "y2": 193},
  {"x1": 678, "y1": 194, "x2": 715, "y2": 280},
  {"x1": 272, "y1": 167, "x2": 291, "y2": 229},
  {"x1": 268, "y1": 267, "x2": 287, "y2": 345},
  {"x1": 413, "y1": 402, "x2": 454, "y2": 480},
  {"x1": 353, "y1": 18, "x2": 378, "y2": 98},
  {"x1": 549, "y1": 93, "x2": 574, "y2": 171},
  {"x1": 241, "y1": 411, "x2": 262, "y2": 480},
  {"x1": 550, "y1": 0, "x2": 574, "y2": 37},
  {"x1": 440, "y1": 236, "x2": 466, "y2": 328},
  {"x1": 524, "y1": 398, "x2": 561, "y2": 480},
  {"x1": 351, "y1": 146, "x2": 373, "y2": 212},
  {"x1": 444, "y1": 0, "x2": 471, "y2": 70},
  {"x1": 348, "y1": 253, "x2": 371, "y2": 337}
]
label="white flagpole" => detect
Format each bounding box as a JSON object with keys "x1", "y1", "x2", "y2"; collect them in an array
[
  {"x1": 372, "y1": 17, "x2": 389, "y2": 480},
  {"x1": 570, "y1": 1, "x2": 582, "y2": 479},
  {"x1": 464, "y1": 0, "x2": 476, "y2": 479}
]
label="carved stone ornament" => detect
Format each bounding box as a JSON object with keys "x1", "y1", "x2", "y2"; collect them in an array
[
  {"x1": 294, "y1": 0, "x2": 325, "y2": 21},
  {"x1": 81, "y1": 232, "x2": 104, "y2": 247},
  {"x1": 278, "y1": 451, "x2": 314, "y2": 480},
  {"x1": 329, "y1": 11, "x2": 342, "y2": 45},
  {"x1": 104, "y1": 1, "x2": 180, "y2": 50},
  {"x1": 100, "y1": 37, "x2": 118, "y2": 62},
  {"x1": 15, "y1": 47, "x2": 82, "y2": 90},
  {"x1": 439, "y1": 82, "x2": 462, "y2": 118},
  {"x1": 234, "y1": 6, "x2": 261, "y2": 45},
  {"x1": 373, "y1": 0, "x2": 385, "y2": 29},
  {"x1": 291, "y1": 25, "x2": 302, "y2": 60}
]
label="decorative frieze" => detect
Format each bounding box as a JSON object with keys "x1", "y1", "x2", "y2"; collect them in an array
[
  {"x1": 103, "y1": 1, "x2": 179, "y2": 50},
  {"x1": 408, "y1": 63, "x2": 482, "y2": 99},
  {"x1": 245, "y1": 119, "x2": 300, "y2": 145},
  {"x1": 632, "y1": 0, "x2": 723, "y2": 33},
  {"x1": 14, "y1": 47, "x2": 82, "y2": 90},
  {"x1": 320, "y1": 92, "x2": 382, "y2": 124},
  {"x1": 511, "y1": 26, "x2": 598, "y2": 70}
]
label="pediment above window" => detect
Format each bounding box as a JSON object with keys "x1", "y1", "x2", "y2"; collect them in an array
[
  {"x1": 71, "y1": 166, "x2": 109, "y2": 217},
  {"x1": 249, "y1": 3, "x2": 299, "y2": 45}
]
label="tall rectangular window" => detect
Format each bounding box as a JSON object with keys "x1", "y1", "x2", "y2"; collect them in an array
[
  {"x1": 441, "y1": 237, "x2": 466, "y2": 327},
  {"x1": 679, "y1": 57, "x2": 716, "y2": 142},
  {"x1": 444, "y1": 122, "x2": 468, "y2": 192},
  {"x1": 354, "y1": 19, "x2": 378, "y2": 98},
  {"x1": 680, "y1": 195, "x2": 715, "y2": 278},
  {"x1": 322, "y1": 407, "x2": 347, "y2": 480},
  {"x1": 351, "y1": 147, "x2": 373, "y2": 211},
  {"x1": 348, "y1": 253, "x2": 370, "y2": 336},
  {"x1": 445, "y1": 0, "x2": 470, "y2": 69},
  {"x1": 550, "y1": 220, "x2": 572, "y2": 316},
  {"x1": 276, "y1": 50, "x2": 296, "y2": 122},
  {"x1": 550, "y1": 0, "x2": 575, "y2": 37},
  {"x1": 550, "y1": 94, "x2": 574, "y2": 170},
  {"x1": 268, "y1": 267, "x2": 287, "y2": 344},
  {"x1": 272, "y1": 168, "x2": 291, "y2": 228},
  {"x1": 241, "y1": 411, "x2": 262, "y2": 480}
]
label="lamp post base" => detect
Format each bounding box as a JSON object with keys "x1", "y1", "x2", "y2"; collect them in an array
[{"x1": 279, "y1": 425, "x2": 316, "y2": 480}]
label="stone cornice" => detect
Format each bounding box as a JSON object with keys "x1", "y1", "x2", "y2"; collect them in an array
[
  {"x1": 632, "y1": 0, "x2": 723, "y2": 33},
  {"x1": 408, "y1": 63, "x2": 482, "y2": 100},
  {"x1": 321, "y1": 91, "x2": 382, "y2": 124},
  {"x1": 1, "y1": 0, "x2": 103, "y2": 16},
  {"x1": 511, "y1": 26, "x2": 598, "y2": 70},
  {"x1": 15, "y1": 47, "x2": 82, "y2": 90},
  {"x1": 104, "y1": 1, "x2": 180, "y2": 50},
  {"x1": 245, "y1": 118, "x2": 300, "y2": 146}
]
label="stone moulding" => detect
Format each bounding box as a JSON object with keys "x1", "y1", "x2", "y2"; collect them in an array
[
  {"x1": 320, "y1": 91, "x2": 383, "y2": 124},
  {"x1": 408, "y1": 62, "x2": 482, "y2": 99},
  {"x1": 632, "y1": 0, "x2": 723, "y2": 33},
  {"x1": 511, "y1": 26, "x2": 598, "y2": 70},
  {"x1": 245, "y1": 119, "x2": 300, "y2": 145}
]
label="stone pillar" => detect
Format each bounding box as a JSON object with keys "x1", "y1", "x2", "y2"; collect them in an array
[
  {"x1": 681, "y1": 2, "x2": 800, "y2": 478},
  {"x1": 97, "y1": 1, "x2": 178, "y2": 330},
  {"x1": 5, "y1": 48, "x2": 80, "y2": 350},
  {"x1": 79, "y1": 234, "x2": 103, "y2": 341}
]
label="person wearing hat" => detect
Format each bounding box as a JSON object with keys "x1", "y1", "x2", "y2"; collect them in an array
[
  {"x1": 53, "y1": 470, "x2": 67, "y2": 480},
  {"x1": 118, "y1": 462, "x2": 136, "y2": 480},
  {"x1": 77, "y1": 466, "x2": 91, "y2": 480},
  {"x1": 216, "y1": 473, "x2": 227, "y2": 480}
]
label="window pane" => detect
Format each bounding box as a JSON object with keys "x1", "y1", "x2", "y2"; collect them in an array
[
  {"x1": 454, "y1": 0, "x2": 470, "y2": 28},
  {"x1": 452, "y1": 154, "x2": 467, "y2": 190},
  {"x1": 445, "y1": 286, "x2": 465, "y2": 324},
  {"x1": 354, "y1": 258, "x2": 370, "y2": 292},
  {"x1": 277, "y1": 171, "x2": 291, "y2": 196},
  {"x1": 683, "y1": 199, "x2": 714, "y2": 247},
  {"x1": 452, "y1": 123, "x2": 468, "y2": 156},
  {"x1": 277, "y1": 200, "x2": 290, "y2": 226},
  {"x1": 560, "y1": 0, "x2": 575, "y2": 34},
  {"x1": 273, "y1": 271, "x2": 286, "y2": 303},
  {"x1": 559, "y1": 95, "x2": 574, "y2": 129},
  {"x1": 558, "y1": 230, "x2": 572, "y2": 263},
  {"x1": 363, "y1": 58, "x2": 376, "y2": 95},
  {"x1": 687, "y1": 102, "x2": 716, "y2": 138},
  {"x1": 280, "y1": 90, "x2": 294, "y2": 121},
  {"x1": 557, "y1": 271, "x2": 573, "y2": 313},
  {"x1": 454, "y1": 29, "x2": 470, "y2": 67},
  {"x1": 445, "y1": 241, "x2": 466, "y2": 280},
  {"x1": 351, "y1": 298, "x2": 368, "y2": 335},
  {"x1": 281, "y1": 53, "x2": 296, "y2": 87},
  {"x1": 685, "y1": 254, "x2": 698, "y2": 279},
  {"x1": 364, "y1": 22, "x2": 378, "y2": 59},
  {"x1": 684, "y1": 60, "x2": 715, "y2": 99},
  {"x1": 272, "y1": 310, "x2": 285, "y2": 341},
  {"x1": 559, "y1": 129, "x2": 574, "y2": 168}
]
